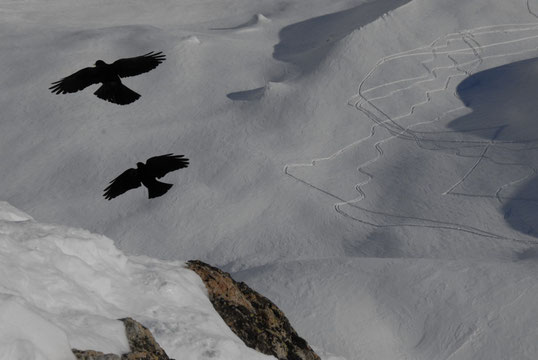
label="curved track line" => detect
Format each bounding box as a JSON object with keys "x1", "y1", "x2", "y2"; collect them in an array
[
  {"x1": 528, "y1": 0, "x2": 538, "y2": 19},
  {"x1": 351, "y1": 27, "x2": 538, "y2": 210},
  {"x1": 442, "y1": 145, "x2": 490, "y2": 195},
  {"x1": 354, "y1": 32, "x2": 538, "y2": 196},
  {"x1": 285, "y1": 19, "x2": 538, "y2": 243},
  {"x1": 360, "y1": 24, "x2": 538, "y2": 95}
]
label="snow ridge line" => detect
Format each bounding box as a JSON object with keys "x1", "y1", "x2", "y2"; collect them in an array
[{"x1": 284, "y1": 21, "x2": 538, "y2": 244}]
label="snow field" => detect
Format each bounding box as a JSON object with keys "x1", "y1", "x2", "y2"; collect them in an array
[
  {"x1": 235, "y1": 256, "x2": 538, "y2": 360},
  {"x1": 2, "y1": 0, "x2": 538, "y2": 359},
  {"x1": 286, "y1": 20, "x2": 538, "y2": 250}
]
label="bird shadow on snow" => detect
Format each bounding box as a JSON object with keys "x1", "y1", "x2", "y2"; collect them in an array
[
  {"x1": 448, "y1": 57, "x2": 538, "y2": 238},
  {"x1": 226, "y1": 0, "x2": 411, "y2": 101}
]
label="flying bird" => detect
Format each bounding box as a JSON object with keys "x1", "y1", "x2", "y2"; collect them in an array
[
  {"x1": 104, "y1": 154, "x2": 189, "y2": 200},
  {"x1": 50, "y1": 51, "x2": 166, "y2": 105}
]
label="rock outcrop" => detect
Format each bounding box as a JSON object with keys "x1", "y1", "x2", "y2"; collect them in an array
[
  {"x1": 119, "y1": 317, "x2": 170, "y2": 360},
  {"x1": 73, "y1": 317, "x2": 171, "y2": 360},
  {"x1": 72, "y1": 350, "x2": 120, "y2": 360},
  {"x1": 187, "y1": 260, "x2": 321, "y2": 360},
  {"x1": 73, "y1": 261, "x2": 321, "y2": 360}
]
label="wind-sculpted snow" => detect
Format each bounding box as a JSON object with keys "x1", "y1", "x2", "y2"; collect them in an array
[
  {"x1": 211, "y1": 14, "x2": 271, "y2": 31},
  {"x1": 273, "y1": 0, "x2": 411, "y2": 74},
  {"x1": 0, "y1": 202, "x2": 274, "y2": 360},
  {"x1": 503, "y1": 175, "x2": 538, "y2": 237},
  {"x1": 449, "y1": 58, "x2": 538, "y2": 237},
  {"x1": 286, "y1": 22, "x2": 538, "y2": 244}
]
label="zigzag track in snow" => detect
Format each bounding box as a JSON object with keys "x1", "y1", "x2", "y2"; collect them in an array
[
  {"x1": 350, "y1": 25, "x2": 538, "y2": 236},
  {"x1": 285, "y1": 19, "x2": 538, "y2": 244},
  {"x1": 354, "y1": 27, "x2": 538, "y2": 196}
]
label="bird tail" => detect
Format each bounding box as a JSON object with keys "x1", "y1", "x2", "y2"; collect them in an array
[
  {"x1": 94, "y1": 81, "x2": 141, "y2": 105},
  {"x1": 147, "y1": 180, "x2": 173, "y2": 199}
]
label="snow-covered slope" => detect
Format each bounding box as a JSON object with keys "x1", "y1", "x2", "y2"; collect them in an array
[
  {"x1": 235, "y1": 256, "x2": 538, "y2": 360},
  {"x1": 2, "y1": 0, "x2": 538, "y2": 358},
  {"x1": 0, "y1": 202, "x2": 275, "y2": 360}
]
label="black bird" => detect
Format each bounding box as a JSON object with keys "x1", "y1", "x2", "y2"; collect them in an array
[
  {"x1": 50, "y1": 51, "x2": 166, "y2": 105},
  {"x1": 104, "y1": 154, "x2": 189, "y2": 200}
]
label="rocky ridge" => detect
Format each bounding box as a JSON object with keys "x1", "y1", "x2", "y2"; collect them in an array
[
  {"x1": 72, "y1": 261, "x2": 320, "y2": 360},
  {"x1": 187, "y1": 260, "x2": 321, "y2": 360}
]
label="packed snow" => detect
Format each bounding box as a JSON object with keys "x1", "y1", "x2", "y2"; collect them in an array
[
  {"x1": 2, "y1": 0, "x2": 538, "y2": 358},
  {"x1": 0, "y1": 202, "x2": 275, "y2": 360}
]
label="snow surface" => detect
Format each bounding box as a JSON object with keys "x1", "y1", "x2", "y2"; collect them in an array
[
  {"x1": 0, "y1": 203, "x2": 276, "y2": 360},
  {"x1": 2, "y1": 0, "x2": 538, "y2": 358}
]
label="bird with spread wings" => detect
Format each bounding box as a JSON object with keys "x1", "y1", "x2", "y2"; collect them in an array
[
  {"x1": 50, "y1": 51, "x2": 166, "y2": 105},
  {"x1": 104, "y1": 154, "x2": 189, "y2": 200}
]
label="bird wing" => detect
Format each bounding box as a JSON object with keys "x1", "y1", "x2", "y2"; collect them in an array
[
  {"x1": 49, "y1": 67, "x2": 102, "y2": 94},
  {"x1": 145, "y1": 154, "x2": 190, "y2": 179},
  {"x1": 103, "y1": 168, "x2": 142, "y2": 200},
  {"x1": 111, "y1": 51, "x2": 166, "y2": 78}
]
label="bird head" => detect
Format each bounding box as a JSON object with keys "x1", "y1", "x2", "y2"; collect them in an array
[
  {"x1": 94, "y1": 60, "x2": 106, "y2": 67},
  {"x1": 136, "y1": 162, "x2": 145, "y2": 169}
]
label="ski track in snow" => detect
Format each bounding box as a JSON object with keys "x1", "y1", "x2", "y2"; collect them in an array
[
  {"x1": 528, "y1": 0, "x2": 538, "y2": 19},
  {"x1": 285, "y1": 17, "x2": 538, "y2": 245}
]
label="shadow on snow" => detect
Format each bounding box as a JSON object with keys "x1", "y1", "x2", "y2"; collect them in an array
[
  {"x1": 273, "y1": 0, "x2": 411, "y2": 75},
  {"x1": 449, "y1": 57, "x2": 538, "y2": 237}
]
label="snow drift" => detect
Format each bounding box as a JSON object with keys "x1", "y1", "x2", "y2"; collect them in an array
[{"x1": 0, "y1": 201, "x2": 274, "y2": 360}]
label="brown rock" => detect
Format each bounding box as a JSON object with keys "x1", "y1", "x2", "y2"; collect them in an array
[
  {"x1": 72, "y1": 349, "x2": 120, "y2": 360},
  {"x1": 73, "y1": 318, "x2": 172, "y2": 360},
  {"x1": 187, "y1": 260, "x2": 321, "y2": 360},
  {"x1": 119, "y1": 317, "x2": 170, "y2": 360}
]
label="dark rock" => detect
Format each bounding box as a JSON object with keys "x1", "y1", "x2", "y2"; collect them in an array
[
  {"x1": 73, "y1": 318, "x2": 172, "y2": 360},
  {"x1": 186, "y1": 260, "x2": 321, "y2": 360},
  {"x1": 72, "y1": 349, "x2": 120, "y2": 360}
]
